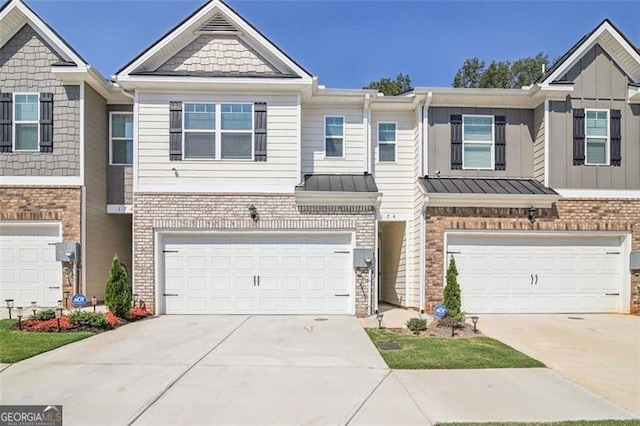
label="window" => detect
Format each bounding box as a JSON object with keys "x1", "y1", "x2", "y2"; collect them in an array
[
  {"x1": 325, "y1": 116, "x2": 344, "y2": 157},
  {"x1": 462, "y1": 115, "x2": 493, "y2": 170},
  {"x1": 110, "y1": 113, "x2": 133, "y2": 165},
  {"x1": 183, "y1": 103, "x2": 253, "y2": 159},
  {"x1": 14, "y1": 94, "x2": 39, "y2": 151},
  {"x1": 378, "y1": 122, "x2": 396, "y2": 162},
  {"x1": 585, "y1": 110, "x2": 608, "y2": 165}
]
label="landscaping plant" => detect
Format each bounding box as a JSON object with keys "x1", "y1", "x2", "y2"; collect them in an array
[
  {"x1": 444, "y1": 256, "x2": 465, "y2": 321},
  {"x1": 105, "y1": 254, "x2": 131, "y2": 319},
  {"x1": 33, "y1": 309, "x2": 56, "y2": 321},
  {"x1": 406, "y1": 318, "x2": 427, "y2": 335},
  {"x1": 68, "y1": 311, "x2": 109, "y2": 329}
]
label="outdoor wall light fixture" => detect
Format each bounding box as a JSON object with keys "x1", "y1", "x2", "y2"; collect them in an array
[
  {"x1": 471, "y1": 316, "x2": 479, "y2": 333},
  {"x1": 376, "y1": 313, "x2": 384, "y2": 329},
  {"x1": 248, "y1": 205, "x2": 259, "y2": 222},
  {"x1": 4, "y1": 299, "x2": 14, "y2": 319},
  {"x1": 132, "y1": 293, "x2": 139, "y2": 308},
  {"x1": 91, "y1": 296, "x2": 97, "y2": 312},
  {"x1": 63, "y1": 291, "x2": 70, "y2": 309},
  {"x1": 31, "y1": 301, "x2": 37, "y2": 316},
  {"x1": 528, "y1": 206, "x2": 538, "y2": 223},
  {"x1": 16, "y1": 307, "x2": 23, "y2": 330},
  {"x1": 55, "y1": 308, "x2": 63, "y2": 332},
  {"x1": 57, "y1": 300, "x2": 63, "y2": 309}
]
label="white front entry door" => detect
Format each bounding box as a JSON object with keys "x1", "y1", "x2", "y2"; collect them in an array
[
  {"x1": 161, "y1": 233, "x2": 352, "y2": 314},
  {"x1": 447, "y1": 234, "x2": 624, "y2": 314},
  {"x1": 0, "y1": 224, "x2": 61, "y2": 307}
]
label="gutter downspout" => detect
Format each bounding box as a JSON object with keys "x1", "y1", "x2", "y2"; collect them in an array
[
  {"x1": 419, "y1": 194, "x2": 428, "y2": 314},
  {"x1": 363, "y1": 94, "x2": 372, "y2": 173},
  {"x1": 422, "y1": 91, "x2": 433, "y2": 177}
]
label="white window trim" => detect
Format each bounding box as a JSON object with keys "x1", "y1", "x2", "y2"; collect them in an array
[
  {"x1": 324, "y1": 115, "x2": 345, "y2": 159},
  {"x1": 109, "y1": 111, "x2": 133, "y2": 165},
  {"x1": 13, "y1": 93, "x2": 40, "y2": 152},
  {"x1": 462, "y1": 114, "x2": 494, "y2": 171},
  {"x1": 584, "y1": 108, "x2": 610, "y2": 166},
  {"x1": 182, "y1": 102, "x2": 254, "y2": 161},
  {"x1": 377, "y1": 121, "x2": 397, "y2": 163}
]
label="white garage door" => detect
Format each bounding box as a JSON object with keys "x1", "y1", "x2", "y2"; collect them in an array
[
  {"x1": 447, "y1": 234, "x2": 624, "y2": 314},
  {"x1": 0, "y1": 224, "x2": 61, "y2": 307},
  {"x1": 162, "y1": 233, "x2": 352, "y2": 314}
]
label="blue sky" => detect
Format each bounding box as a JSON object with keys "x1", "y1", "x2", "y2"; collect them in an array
[{"x1": 27, "y1": 0, "x2": 639, "y2": 88}]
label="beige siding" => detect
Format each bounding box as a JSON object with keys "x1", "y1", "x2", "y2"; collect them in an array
[
  {"x1": 533, "y1": 103, "x2": 545, "y2": 183},
  {"x1": 372, "y1": 111, "x2": 415, "y2": 214},
  {"x1": 301, "y1": 107, "x2": 364, "y2": 175},
  {"x1": 137, "y1": 93, "x2": 300, "y2": 191},
  {"x1": 380, "y1": 221, "x2": 406, "y2": 306},
  {"x1": 84, "y1": 84, "x2": 132, "y2": 300}
]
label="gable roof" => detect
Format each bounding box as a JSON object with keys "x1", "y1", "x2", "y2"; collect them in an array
[
  {"x1": 539, "y1": 19, "x2": 640, "y2": 85},
  {"x1": 115, "y1": 0, "x2": 312, "y2": 82}
]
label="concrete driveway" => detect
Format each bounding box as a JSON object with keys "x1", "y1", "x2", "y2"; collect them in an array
[{"x1": 478, "y1": 314, "x2": 640, "y2": 415}]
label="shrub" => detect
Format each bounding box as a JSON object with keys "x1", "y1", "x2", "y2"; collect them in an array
[
  {"x1": 105, "y1": 311, "x2": 125, "y2": 327},
  {"x1": 444, "y1": 256, "x2": 465, "y2": 321},
  {"x1": 105, "y1": 255, "x2": 131, "y2": 319},
  {"x1": 406, "y1": 318, "x2": 427, "y2": 334},
  {"x1": 22, "y1": 317, "x2": 75, "y2": 332},
  {"x1": 33, "y1": 309, "x2": 56, "y2": 321},
  {"x1": 68, "y1": 311, "x2": 109, "y2": 329},
  {"x1": 129, "y1": 307, "x2": 150, "y2": 321}
]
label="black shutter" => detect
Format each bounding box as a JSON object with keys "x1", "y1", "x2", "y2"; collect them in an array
[
  {"x1": 39, "y1": 93, "x2": 53, "y2": 153},
  {"x1": 0, "y1": 93, "x2": 12, "y2": 153},
  {"x1": 450, "y1": 114, "x2": 462, "y2": 170},
  {"x1": 169, "y1": 101, "x2": 182, "y2": 161},
  {"x1": 572, "y1": 108, "x2": 585, "y2": 165},
  {"x1": 494, "y1": 115, "x2": 506, "y2": 170},
  {"x1": 610, "y1": 109, "x2": 621, "y2": 167},
  {"x1": 254, "y1": 102, "x2": 267, "y2": 162}
]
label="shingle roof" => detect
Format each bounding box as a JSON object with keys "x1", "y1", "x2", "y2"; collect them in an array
[
  {"x1": 419, "y1": 177, "x2": 557, "y2": 196},
  {"x1": 299, "y1": 174, "x2": 378, "y2": 192}
]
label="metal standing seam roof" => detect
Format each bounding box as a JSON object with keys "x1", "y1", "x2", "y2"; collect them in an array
[
  {"x1": 419, "y1": 177, "x2": 558, "y2": 196},
  {"x1": 299, "y1": 174, "x2": 378, "y2": 193}
]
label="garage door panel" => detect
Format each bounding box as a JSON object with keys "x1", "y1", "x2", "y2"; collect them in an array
[{"x1": 212, "y1": 277, "x2": 230, "y2": 290}]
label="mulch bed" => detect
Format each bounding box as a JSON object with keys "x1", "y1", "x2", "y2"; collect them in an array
[{"x1": 387, "y1": 318, "x2": 482, "y2": 338}]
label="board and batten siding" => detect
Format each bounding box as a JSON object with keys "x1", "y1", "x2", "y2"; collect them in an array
[
  {"x1": 548, "y1": 44, "x2": 640, "y2": 190},
  {"x1": 427, "y1": 107, "x2": 535, "y2": 178},
  {"x1": 372, "y1": 111, "x2": 415, "y2": 214},
  {"x1": 533, "y1": 103, "x2": 545, "y2": 183},
  {"x1": 137, "y1": 93, "x2": 300, "y2": 192},
  {"x1": 83, "y1": 84, "x2": 132, "y2": 300},
  {"x1": 301, "y1": 107, "x2": 364, "y2": 175}
]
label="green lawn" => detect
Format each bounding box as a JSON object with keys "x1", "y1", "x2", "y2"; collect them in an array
[
  {"x1": 0, "y1": 319, "x2": 94, "y2": 363},
  {"x1": 437, "y1": 422, "x2": 640, "y2": 426},
  {"x1": 366, "y1": 329, "x2": 544, "y2": 369}
]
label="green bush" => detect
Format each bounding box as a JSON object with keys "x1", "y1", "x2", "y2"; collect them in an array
[
  {"x1": 68, "y1": 311, "x2": 109, "y2": 329},
  {"x1": 33, "y1": 309, "x2": 56, "y2": 321},
  {"x1": 406, "y1": 318, "x2": 427, "y2": 334},
  {"x1": 105, "y1": 255, "x2": 131, "y2": 319},
  {"x1": 444, "y1": 256, "x2": 465, "y2": 321}
]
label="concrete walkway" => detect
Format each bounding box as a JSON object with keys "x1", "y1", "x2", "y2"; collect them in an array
[{"x1": 0, "y1": 315, "x2": 636, "y2": 425}]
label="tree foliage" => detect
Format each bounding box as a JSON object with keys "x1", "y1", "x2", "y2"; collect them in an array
[
  {"x1": 452, "y1": 52, "x2": 550, "y2": 89},
  {"x1": 363, "y1": 73, "x2": 413, "y2": 96},
  {"x1": 105, "y1": 254, "x2": 131, "y2": 319},
  {"x1": 443, "y1": 256, "x2": 464, "y2": 321}
]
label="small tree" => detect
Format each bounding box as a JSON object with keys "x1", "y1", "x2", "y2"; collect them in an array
[
  {"x1": 444, "y1": 256, "x2": 464, "y2": 321},
  {"x1": 105, "y1": 254, "x2": 131, "y2": 319}
]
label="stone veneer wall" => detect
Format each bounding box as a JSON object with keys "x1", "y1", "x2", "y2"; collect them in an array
[
  {"x1": 424, "y1": 199, "x2": 640, "y2": 315},
  {"x1": 0, "y1": 186, "x2": 83, "y2": 295},
  {"x1": 133, "y1": 193, "x2": 376, "y2": 316}
]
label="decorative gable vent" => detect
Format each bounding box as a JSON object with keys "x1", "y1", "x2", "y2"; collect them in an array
[{"x1": 196, "y1": 14, "x2": 239, "y2": 34}]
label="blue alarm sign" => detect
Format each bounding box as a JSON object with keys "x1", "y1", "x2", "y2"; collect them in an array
[
  {"x1": 434, "y1": 304, "x2": 448, "y2": 319},
  {"x1": 71, "y1": 293, "x2": 87, "y2": 308}
]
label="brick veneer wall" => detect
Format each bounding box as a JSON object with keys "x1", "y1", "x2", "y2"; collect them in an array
[
  {"x1": 133, "y1": 193, "x2": 376, "y2": 316},
  {"x1": 0, "y1": 186, "x2": 83, "y2": 295},
  {"x1": 424, "y1": 199, "x2": 640, "y2": 315}
]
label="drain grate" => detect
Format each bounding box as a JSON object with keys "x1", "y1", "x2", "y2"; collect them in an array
[{"x1": 377, "y1": 341, "x2": 402, "y2": 350}]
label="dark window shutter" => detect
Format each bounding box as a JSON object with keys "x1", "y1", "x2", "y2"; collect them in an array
[
  {"x1": 169, "y1": 101, "x2": 182, "y2": 161},
  {"x1": 610, "y1": 109, "x2": 621, "y2": 167},
  {"x1": 572, "y1": 108, "x2": 585, "y2": 165},
  {"x1": 450, "y1": 114, "x2": 462, "y2": 170},
  {"x1": 39, "y1": 93, "x2": 54, "y2": 153},
  {"x1": 254, "y1": 102, "x2": 267, "y2": 162},
  {"x1": 0, "y1": 93, "x2": 12, "y2": 153},
  {"x1": 494, "y1": 115, "x2": 506, "y2": 171}
]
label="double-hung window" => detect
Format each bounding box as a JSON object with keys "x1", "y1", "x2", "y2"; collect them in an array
[
  {"x1": 585, "y1": 110, "x2": 608, "y2": 165},
  {"x1": 183, "y1": 103, "x2": 253, "y2": 159},
  {"x1": 378, "y1": 122, "x2": 396, "y2": 162},
  {"x1": 325, "y1": 116, "x2": 344, "y2": 157},
  {"x1": 14, "y1": 94, "x2": 39, "y2": 151},
  {"x1": 462, "y1": 115, "x2": 494, "y2": 170},
  {"x1": 110, "y1": 113, "x2": 133, "y2": 165}
]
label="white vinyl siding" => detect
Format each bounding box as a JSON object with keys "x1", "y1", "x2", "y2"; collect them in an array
[
  {"x1": 14, "y1": 93, "x2": 39, "y2": 151},
  {"x1": 585, "y1": 109, "x2": 609, "y2": 165},
  {"x1": 110, "y1": 112, "x2": 133, "y2": 165},
  {"x1": 462, "y1": 115, "x2": 494, "y2": 170},
  {"x1": 137, "y1": 93, "x2": 299, "y2": 192}
]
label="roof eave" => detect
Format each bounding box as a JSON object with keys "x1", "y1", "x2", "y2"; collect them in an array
[{"x1": 423, "y1": 193, "x2": 560, "y2": 209}]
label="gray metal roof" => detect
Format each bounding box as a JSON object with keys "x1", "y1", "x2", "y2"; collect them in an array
[
  {"x1": 299, "y1": 174, "x2": 378, "y2": 192},
  {"x1": 419, "y1": 177, "x2": 558, "y2": 196}
]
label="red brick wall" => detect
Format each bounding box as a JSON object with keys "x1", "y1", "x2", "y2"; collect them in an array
[{"x1": 424, "y1": 199, "x2": 640, "y2": 315}]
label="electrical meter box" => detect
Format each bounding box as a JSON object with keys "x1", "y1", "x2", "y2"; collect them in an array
[
  {"x1": 354, "y1": 248, "x2": 375, "y2": 268},
  {"x1": 55, "y1": 242, "x2": 80, "y2": 262},
  {"x1": 631, "y1": 252, "x2": 640, "y2": 270}
]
